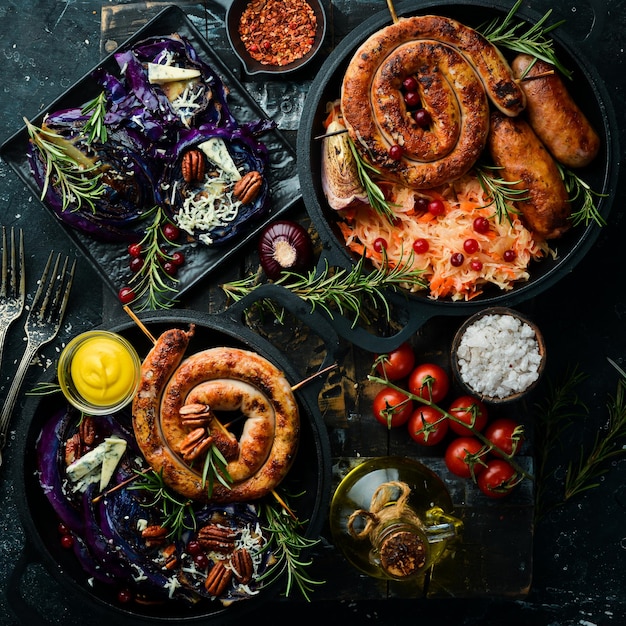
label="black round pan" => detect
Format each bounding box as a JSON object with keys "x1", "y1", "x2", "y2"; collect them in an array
[
  {"x1": 297, "y1": 0, "x2": 619, "y2": 352},
  {"x1": 9, "y1": 288, "x2": 338, "y2": 625}
]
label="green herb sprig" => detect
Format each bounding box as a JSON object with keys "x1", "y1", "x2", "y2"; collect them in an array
[
  {"x1": 480, "y1": 0, "x2": 571, "y2": 79},
  {"x1": 222, "y1": 253, "x2": 426, "y2": 327},
  {"x1": 25, "y1": 117, "x2": 105, "y2": 213},
  {"x1": 258, "y1": 499, "x2": 323, "y2": 601},
  {"x1": 81, "y1": 92, "x2": 108, "y2": 145},
  {"x1": 201, "y1": 443, "x2": 233, "y2": 498},
  {"x1": 128, "y1": 206, "x2": 180, "y2": 311},
  {"x1": 129, "y1": 468, "x2": 197, "y2": 539},
  {"x1": 475, "y1": 165, "x2": 525, "y2": 224},
  {"x1": 559, "y1": 164, "x2": 607, "y2": 228},
  {"x1": 347, "y1": 137, "x2": 395, "y2": 223}
]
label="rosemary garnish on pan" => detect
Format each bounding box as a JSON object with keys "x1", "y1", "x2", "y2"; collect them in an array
[
  {"x1": 558, "y1": 164, "x2": 607, "y2": 228},
  {"x1": 480, "y1": 0, "x2": 571, "y2": 79},
  {"x1": 475, "y1": 165, "x2": 525, "y2": 224},
  {"x1": 81, "y1": 91, "x2": 108, "y2": 145},
  {"x1": 24, "y1": 117, "x2": 105, "y2": 213}
]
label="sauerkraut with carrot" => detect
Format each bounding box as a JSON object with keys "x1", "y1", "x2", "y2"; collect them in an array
[{"x1": 322, "y1": 102, "x2": 553, "y2": 301}]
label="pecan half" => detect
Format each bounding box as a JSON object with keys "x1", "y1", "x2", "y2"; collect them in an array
[
  {"x1": 181, "y1": 149, "x2": 206, "y2": 183},
  {"x1": 179, "y1": 427, "x2": 213, "y2": 462},
  {"x1": 161, "y1": 543, "x2": 178, "y2": 570},
  {"x1": 204, "y1": 560, "x2": 232, "y2": 597},
  {"x1": 197, "y1": 524, "x2": 236, "y2": 554},
  {"x1": 79, "y1": 415, "x2": 97, "y2": 448},
  {"x1": 64, "y1": 433, "x2": 82, "y2": 466},
  {"x1": 230, "y1": 548, "x2": 254, "y2": 584},
  {"x1": 233, "y1": 170, "x2": 263, "y2": 204},
  {"x1": 142, "y1": 524, "x2": 168, "y2": 547},
  {"x1": 179, "y1": 403, "x2": 213, "y2": 428}
]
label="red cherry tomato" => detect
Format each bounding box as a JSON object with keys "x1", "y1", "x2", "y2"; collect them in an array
[
  {"x1": 485, "y1": 418, "x2": 524, "y2": 458},
  {"x1": 448, "y1": 395, "x2": 488, "y2": 436},
  {"x1": 477, "y1": 459, "x2": 519, "y2": 498},
  {"x1": 408, "y1": 405, "x2": 448, "y2": 446},
  {"x1": 374, "y1": 343, "x2": 415, "y2": 381},
  {"x1": 372, "y1": 388, "x2": 413, "y2": 429},
  {"x1": 444, "y1": 437, "x2": 485, "y2": 478},
  {"x1": 408, "y1": 363, "x2": 450, "y2": 403}
]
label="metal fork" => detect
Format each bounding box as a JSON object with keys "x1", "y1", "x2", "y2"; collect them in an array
[
  {"x1": 0, "y1": 252, "x2": 75, "y2": 465},
  {"x1": 0, "y1": 226, "x2": 26, "y2": 368}
]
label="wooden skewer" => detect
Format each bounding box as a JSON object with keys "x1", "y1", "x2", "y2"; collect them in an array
[
  {"x1": 92, "y1": 467, "x2": 152, "y2": 503},
  {"x1": 123, "y1": 305, "x2": 157, "y2": 344},
  {"x1": 314, "y1": 127, "x2": 349, "y2": 141},
  {"x1": 271, "y1": 488, "x2": 298, "y2": 520},
  {"x1": 518, "y1": 69, "x2": 555, "y2": 81},
  {"x1": 386, "y1": 0, "x2": 398, "y2": 24},
  {"x1": 291, "y1": 362, "x2": 339, "y2": 391}
]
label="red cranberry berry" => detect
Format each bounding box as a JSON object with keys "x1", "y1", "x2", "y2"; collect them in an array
[
  {"x1": 428, "y1": 199, "x2": 445, "y2": 216},
  {"x1": 503, "y1": 249, "x2": 517, "y2": 262},
  {"x1": 129, "y1": 256, "x2": 144, "y2": 273},
  {"x1": 118, "y1": 287, "x2": 136, "y2": 305},
  {"x1": 413, "y1": 109, "x2": 431, "y2": 128},
  {"x1": 415, "y1": 197, "x2": 429, "y2": 212},
  {"x1": 117, "y1": 589, "x2": 133, "y2": 604},
  {"x1": 404, "y1": 91, "x2": 420, "y2": 108},
  {"x1": 450, "y1": 252, "x2": 465, "y2": 267},
  {"x1": 413, "y1": 238, "x2": 429, "y2": 254},
  {"x1": 163, "y1": 223, "x2": 180, "y2": 242},
  {"x1": 389, "y1": 144, "x2": 404, "y2": 161},
  {"x1": 171, "y1": 251, "x2": 185, "y2": 267},
  {"x1": 60, "y1": 534, "x2": 74, "y2": 549},
  {"x1": 373, "y1": 238, "x2": 388, "y2": 253},
  {"x1": 194, "y1": 553, "x2": 210, "y2": 569},
  {"x1": 402, "y1": 76, "x2": 418, "y2": 92},
  {"x1": 463, "y1": 238, "x2": 479, "y2": 254},
  {"x1": 470, "y1": 259, "x2": 483, "y2": 271},
  {"x1": 473, "y1": 217, "x2": 490, "y2": 234},
  {"x1": 187, "y1": 540, "x2": 203, "y2": 556},
  {"x1": 128, "y1": 243, "x2": 142, "y2": 257},
  {"x1": 163, "y1": 261, "x2": 178, "y2": 277}
]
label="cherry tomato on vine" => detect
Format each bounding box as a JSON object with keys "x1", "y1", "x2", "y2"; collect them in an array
[
  {"x1": 477, "y1": 459, "x2": 519, "y2": 498},
  {"x1": 485, "y1": 418, "x2": 524, "y2": 458},
  {"x1": 448, "y1": 395, "x2": 488, "y2": 436},
  {"x1": 444, "y1": 437, "x2": 485, "y2": 479},
  {"x1": 374, "y1": 343, "x2": 415, "y2": 381},
  {"x1": 408, "y1": 363, "x2": 450, "y2": 403},
  {"x1": 408, "y1": 405, "x2": 448, "y2": 446},
  {"x1": 372, "y1": 388, "x2": 413, "y2": 429}
]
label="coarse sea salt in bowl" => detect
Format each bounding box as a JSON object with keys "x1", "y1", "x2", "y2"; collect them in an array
[{"x1": 451, "y1": 307, "x2": 546, "y2": 404}]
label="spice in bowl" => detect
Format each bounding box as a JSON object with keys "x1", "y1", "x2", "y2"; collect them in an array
[
  {"x1": 58, "y1": 330, "x2": 141, "y2": 415},
  {"x1": 237, "y1": 0, "x2": 318, "y2": 67},
  {"x1": 452, "y1": 307, "x2": 546, "y2": 403}
]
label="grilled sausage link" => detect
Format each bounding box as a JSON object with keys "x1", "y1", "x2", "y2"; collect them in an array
[
  {"x1": 341, "y1": 14, "x2": 525, "y2": 189},
  {"x1": 512, "y1": 54, "x2": 600, "y2": 168},
  {"x1": 488, "y1": 111, "x2": 571, "y2": 240},
  {"x1": 132, "y1": 328, "x2": 299, "y2": 502}
]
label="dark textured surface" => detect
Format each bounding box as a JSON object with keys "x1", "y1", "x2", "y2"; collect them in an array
[{"x1": 1, "y1": 1, "x2": 625, "y2": 624}]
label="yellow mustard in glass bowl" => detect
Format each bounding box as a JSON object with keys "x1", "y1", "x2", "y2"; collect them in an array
[{"x1": 58, "y1": 331, "x2": 141, "y2": 415}]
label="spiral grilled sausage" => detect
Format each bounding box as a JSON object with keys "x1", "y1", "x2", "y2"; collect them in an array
[
  {"x1": 341, "y1": 15, "x2": 526, "y2": 189},
  {"x1": 132, "y1": 327, "x2": 300, "y2": 503}
]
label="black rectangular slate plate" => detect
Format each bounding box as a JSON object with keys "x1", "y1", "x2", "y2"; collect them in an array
[{"x1": 0, "y1": 5, "x2": 300, "y2": 308}]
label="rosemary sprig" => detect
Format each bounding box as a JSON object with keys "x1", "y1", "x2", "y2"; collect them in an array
[
  {"x1": 258, "y1": 499, "x2": 323, "y2": 601},
  {"x1": 129, "y1": 468, "x2": 197, "y2": 539},
  {"x1": 26, "y1": 381, "x2": 62, "y2": 396},
  {"x1": 201, "y1": 443, "x2": 233, "y2": 498},
  {"x1": 347, "y1": 137, "x2": 395, "y2": 223},
  {"x1": 480, "y1": 0, "x2": 571, "y2": 79},
  {"x1": 81, "y1": 91, "x2": 108, "y2": 145},
  {"x1": 475, "y1": 165, "x2": 525, "y2": 224},
  {"x1": 558, "y1": 164, "x2": 607, "y2": 228},
  {"x1": 222, "y1": 253, "x2": 426, "y2": 327},
  {"x1": 128, "y1": 206, "x2": 179, "y2": 311},
  {"x1": 24, "y1": 117, "x2": 105, "y2": 213},
  {"x1": 563, "y1": 360, "x2": 626, "y2": 501}
]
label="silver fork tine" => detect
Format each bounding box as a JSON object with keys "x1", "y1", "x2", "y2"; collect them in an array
[{"x1": 0, "y1": 226, "x2": 25, "y2": 368}]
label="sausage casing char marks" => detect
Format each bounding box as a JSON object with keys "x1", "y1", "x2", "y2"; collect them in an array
[
  {"x1": 488, "y1": 111, "x2": 571, "y2": 240},
  {"x1": 132, "y1": 326, "x2": 300, "y2": 503},
  {"x1": 341, "y1": 14, "x2": 525, "y2": 189},
  {"x1": 512, "y1": 54, "x2": 600, "y2": 169}
]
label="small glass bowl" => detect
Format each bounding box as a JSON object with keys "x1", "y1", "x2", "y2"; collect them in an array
[
  {"x1": 57, "y1": 330, "x2": 141, "y2": 415},
  {"x1": 226, "y1": 0, "x2": 327, "y2": 76},
  {"x1": 451, "y1": 307, "x2": 546, "y2": 404}
]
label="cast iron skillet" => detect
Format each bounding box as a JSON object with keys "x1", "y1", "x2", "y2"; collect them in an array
[
  {"x1": 297, "y1": 0, "x2": 619, "y2": 353},
  {"x1": 9, "y1": 286, "x2": 339, "y2": 626}
]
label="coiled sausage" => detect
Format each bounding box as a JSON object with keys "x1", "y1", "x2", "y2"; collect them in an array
[{"x1": 341, "y1": 15, "x2": 526, "y2": 189}]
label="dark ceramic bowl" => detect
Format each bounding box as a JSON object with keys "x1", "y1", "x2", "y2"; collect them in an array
[
  {"x1": 226, "y1": 0, "x2": 326, "y2": 76},
  {"x1": 451, "y1": 307, "x2": 546, "y2": 404}
]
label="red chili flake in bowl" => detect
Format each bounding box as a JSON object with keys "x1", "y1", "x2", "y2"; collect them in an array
[{"x1": 238, "y1": 0, "x2": 318, "y2": 66}]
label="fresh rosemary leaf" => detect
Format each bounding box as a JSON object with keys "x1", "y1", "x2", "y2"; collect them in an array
[
  {"x1": 347, "y1": 136, "x2": 396, "y2": 223},
  {"x1": 201, "y1": 443, "x2": 233, "y2": 497},
  {"x1": 128, "y1": 206, "x2": 180, "y2": 311},
  {"x1": 475, "y1": 165, "x2": 525, "y2": 224},
  {"x1": 258, "y1": 498, "x2": 323, "y2": 601},
  {"x1": 81, "y1": 91, "x2": 108, "y2": 145},
  {"x1": 558, "y1": 164, "x2": 607, "y2": 228},
  {"x1": 25, "y1": 117, "x2": 105, "y2": 213},
  {"x1": 480, "y1": 0, "x2": 571, "y2": 79}
]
